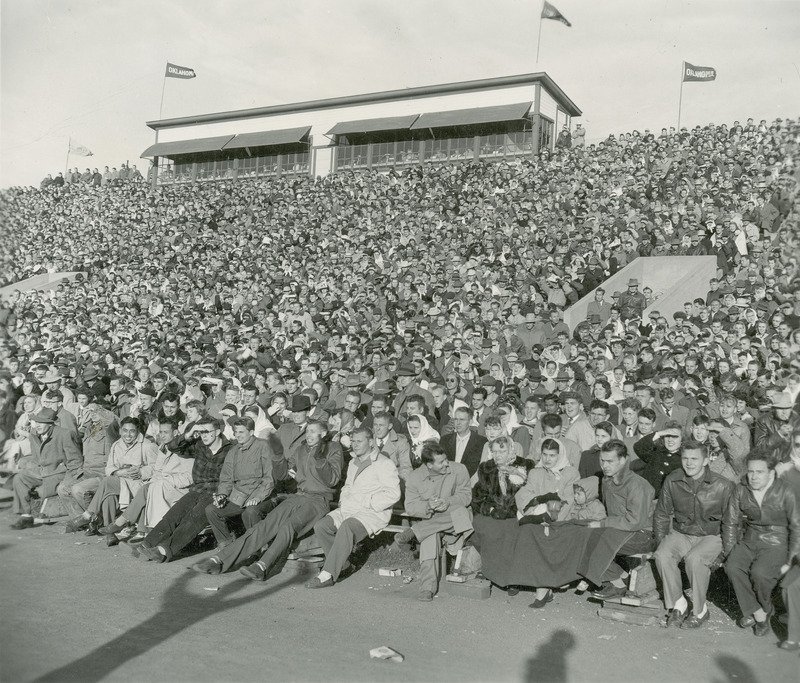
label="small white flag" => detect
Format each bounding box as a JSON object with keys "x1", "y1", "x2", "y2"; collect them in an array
[{"x1": 69, "y1": 141, "x2": 93, "y2": 156}]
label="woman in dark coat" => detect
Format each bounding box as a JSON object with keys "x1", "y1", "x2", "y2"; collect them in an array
[{"x1": 472, "y1": 436, "x2": 532, "y2": 520}]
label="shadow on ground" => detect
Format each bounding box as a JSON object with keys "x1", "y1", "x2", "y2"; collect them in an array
[
  {"x1": 714, "y1": 654, "x2": 759, "y2": 683},
  {"x1": 522, "y1": 628, "x2": 576, "y2": 683},
  {"x1": 33, "y1": 569, "x2": 307, "y2": 682}
]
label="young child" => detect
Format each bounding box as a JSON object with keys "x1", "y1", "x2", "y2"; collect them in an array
[
  {"x1": 566, "y1": 476, "x2": 606, "y2": 522},
  {"x1": 567, "y1": 476, "x2": 607, "y2": 594}
]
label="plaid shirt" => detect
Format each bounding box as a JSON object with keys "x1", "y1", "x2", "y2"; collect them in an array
[{"x1": 168, "y1": 433, "x2": 233, "y2": 493}]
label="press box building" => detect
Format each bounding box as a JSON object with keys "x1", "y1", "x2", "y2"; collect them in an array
[{"x1": 142, "y1": 72, "x2": 581, "y2": 186}]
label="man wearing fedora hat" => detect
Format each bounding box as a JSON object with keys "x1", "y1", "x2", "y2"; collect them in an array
[
  {"x1": 11, "y1": 408, "x2": 82, "y2": 530},
  {"x1": 393, "y1": 364, "x2": 434, "y2": 419},
  {"x1": 619, "y1": 279, "x2": 646, "y2": 322},
  {"x1": 81, "y1": 365, "x2": 108, "y2": 400},
  {"x1": 42, "y1": 368, "x2": 77, "y2": 418},
  {"x1": 275, "y1": 394, "x2": 312, "y2": 460},
  {"x1": 41, "y1": 389, "x2": 80, "y2": 444},
  {"x1": 754, "y1": 393, "x2": 800, "y2": 451}
]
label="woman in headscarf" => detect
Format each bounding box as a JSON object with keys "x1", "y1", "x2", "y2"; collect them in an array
[
  {"x1": 406, "y1": 414, "x2": 440, "y2": 468},
  {"x1": 472, "y1": 436, "x2": 532, "y2": 520},
  {"x1": 496, "y1": 403, "x2": 531, "y2": 460},
  {"x1": 516, "y1": 438, "x2": 579, "y2": 524}
]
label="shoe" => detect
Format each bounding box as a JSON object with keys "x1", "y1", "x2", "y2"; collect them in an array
[
  {"x1": 239, "y1": 562, "x2": 267, "y2": 581},
  {"x1": 393, "y1": 528, "x2": 416, "y2": 552},
  {"x1": 128, "y1": 532, "x2": 146, "y2": 544},
  {"x1": 99, "y1": 522, "x2": 125, "y2": 535},
  {"x1": 667, "y1": 607, "x2": 688, "y2": 627},
  {"x1": 592, "y1": 583, "x2": 627, "y2": 600},
  {"x1": 105, "y1": 534, "x2": 120, "y2": 548},
  {"x1": 85, "y1": 517, "x2": 100, "y2": 536},
  {"x1": 681, "y1": 610, "x2": 710, "y2": 629},
  {"x1": 65, "y1": 516, "x2": 90, "y2": 533},
  {"x1": 418, "y1": 590, "x2": 434, "y2": 602},
  {"x1": 191, "y1": 557, "x2": 222, "y2": 575},
  {"x1": 778, "y1": 641, "x2": 800, "y2": 651},
  {"x1": 507, "y1": 586, "x2": 520, "y2": 597},
  {"x1": 754, "y1": 616, "x2": 772, "y2": 637},
  {"x1": 737, "y1": 615, "x2": 756, "y2": 629},
  {"x1": 305, "y1": 576, "x2": 334, "y2": 589},
  {"x1": 10, "y1": 517, "x2": 34, "y2": 530},
  {"x1": 138, "y1": 545, "x2": 166, "y2": 563},
  {"x1": 529, "y1": 589, "x2": 553, "y2": 609}
]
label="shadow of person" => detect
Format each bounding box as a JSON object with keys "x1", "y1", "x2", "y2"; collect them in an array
[
  {"x1": 34, "y1": 569, "x2": 307, "y2": 683},
  {"x1": 523, "y1": 628, "x2": 576, "y2": 683},
  {"x1": 713, "y1": 654, "x2": 759, "y2": 683}
]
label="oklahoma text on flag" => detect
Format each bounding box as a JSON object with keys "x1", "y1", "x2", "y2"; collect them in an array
[
  {"x1": 165, "y1": 62, "x2": 197, "y2": 79},
  {"x1": 683, "y1": 62, "x2": 716, "y2": 82}
]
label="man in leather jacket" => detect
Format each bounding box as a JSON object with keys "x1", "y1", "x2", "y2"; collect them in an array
[
  {"x1": 725, "y1": 450, "x2": 800, "y2": 637},
  {"x1": 653, "y1": 440, "x2": 735, "y2": 629}
]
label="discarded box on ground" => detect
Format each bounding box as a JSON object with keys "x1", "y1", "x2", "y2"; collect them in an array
[
  {"x1": 378, "y1": 568, "x2": 403, "y2": 577},
  {"x1": 369, "y1": 646, "x2": 404, "y2": 663},
  {"x1": 602, "y1": 590, "x2": 662, "y2": 610},
  {"x1": 597, "y1": 606, "x2": 662, "y2": 627},
  {"x1": 443, "y1": 577, "x2": 491, "y2": 600}
]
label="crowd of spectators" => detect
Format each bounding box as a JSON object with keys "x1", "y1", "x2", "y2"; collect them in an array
[{"x1": 1, "y1": 116, "x2": 799, "y2": 648}]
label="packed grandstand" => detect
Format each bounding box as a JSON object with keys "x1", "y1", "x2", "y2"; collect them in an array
[{"x1": 1, "y1": 116, "x2": 799, "y2": 646}]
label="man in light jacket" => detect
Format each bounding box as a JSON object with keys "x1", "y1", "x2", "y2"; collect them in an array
[
  {"x1": 306, "y1": 426, "x2": 400, "y2": 588},
  {"x1": 395, "y1": 440, "x2": 472, "y2": 601}
]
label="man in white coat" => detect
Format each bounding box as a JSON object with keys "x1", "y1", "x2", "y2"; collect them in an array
[{"x1": 306, "y1": 426, "x2": 400, "y2": 588}]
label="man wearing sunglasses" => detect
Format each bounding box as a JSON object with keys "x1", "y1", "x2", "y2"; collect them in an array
[{"x1": 133, "y1": 417, "x2": 234, "y2": 563}]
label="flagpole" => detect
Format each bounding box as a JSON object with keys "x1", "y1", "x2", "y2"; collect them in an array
[
  {"x1": 65, "y1": 137, "x2": 71, "y2": 176},
  {"x1": 677, "y1": 61, "x2": 685, "y2": 131},
  {"x1": 159, "y1": 66, "x2": 168, "y2": 119},
  {"x1": 536, "y1": 1, "x2": 544, "y2": 65}
]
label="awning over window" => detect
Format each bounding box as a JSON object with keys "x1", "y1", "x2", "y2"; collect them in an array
[
  {"x1": 222, "y1": 126, "x2": 311, "y2": 150},
  {"x1": 327, "y1": 114, "x2": 420, "y2": 136},
  {"x1": 141, "y1": 135, "x2": 235, "y2": 158},
  {"x1": 410, "y1": 102, "x2": 532, "y2": 130}
]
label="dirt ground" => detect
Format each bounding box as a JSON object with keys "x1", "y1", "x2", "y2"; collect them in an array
[{"x1": 1, "y1": 506, "x2": 797, "y2": 683}]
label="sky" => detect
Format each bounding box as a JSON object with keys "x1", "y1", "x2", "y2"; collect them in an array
[{"x1": 1, "y1": 0, "x2": 799, "y2": 188}]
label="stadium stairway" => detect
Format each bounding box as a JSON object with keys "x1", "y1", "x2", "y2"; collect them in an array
[{"x1": 564, "y1": 256, "x2": 718, "y2": 329}]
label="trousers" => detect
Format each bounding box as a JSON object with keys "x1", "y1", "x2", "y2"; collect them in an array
[
  {"x1": 121, "y1": 483, "x2": 150, "y2": 526},
  {"x1": 13, "y1": 472, "x2": 43, "y2": 515},
  {"x1": 413, "y1": 508, "x2": 473, "y2": 594},
  {"x1": 603, "y1": 529, "x2": 655, "y2": 582},
  {"x1": 653, "y1": 531, "x2": 722, "y2": 611},
  {"x1": 57, "y1": 475, "x2": 101, "y2": 518},
  {"x1": 204, "y1": 497, "x2": 276, "y2": 544},
  {"x1": 782, "y1": 566, "x2": 800, "y2": 643},
  {"x1": 87, "y1": 476, "x2": 122, "y2": 525},
  {"x1": 144, "y1": 490, "x2": 213, "y2": 561},
  {"x1": 216, "y1": 493, "x2": 329, "y2": 572},
  {"x1": 314, "y1": 515, "x2": 369, "y2": 581},
  {"x1": 725, "y1": 537, "x2": 786, "y2": 617}
]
